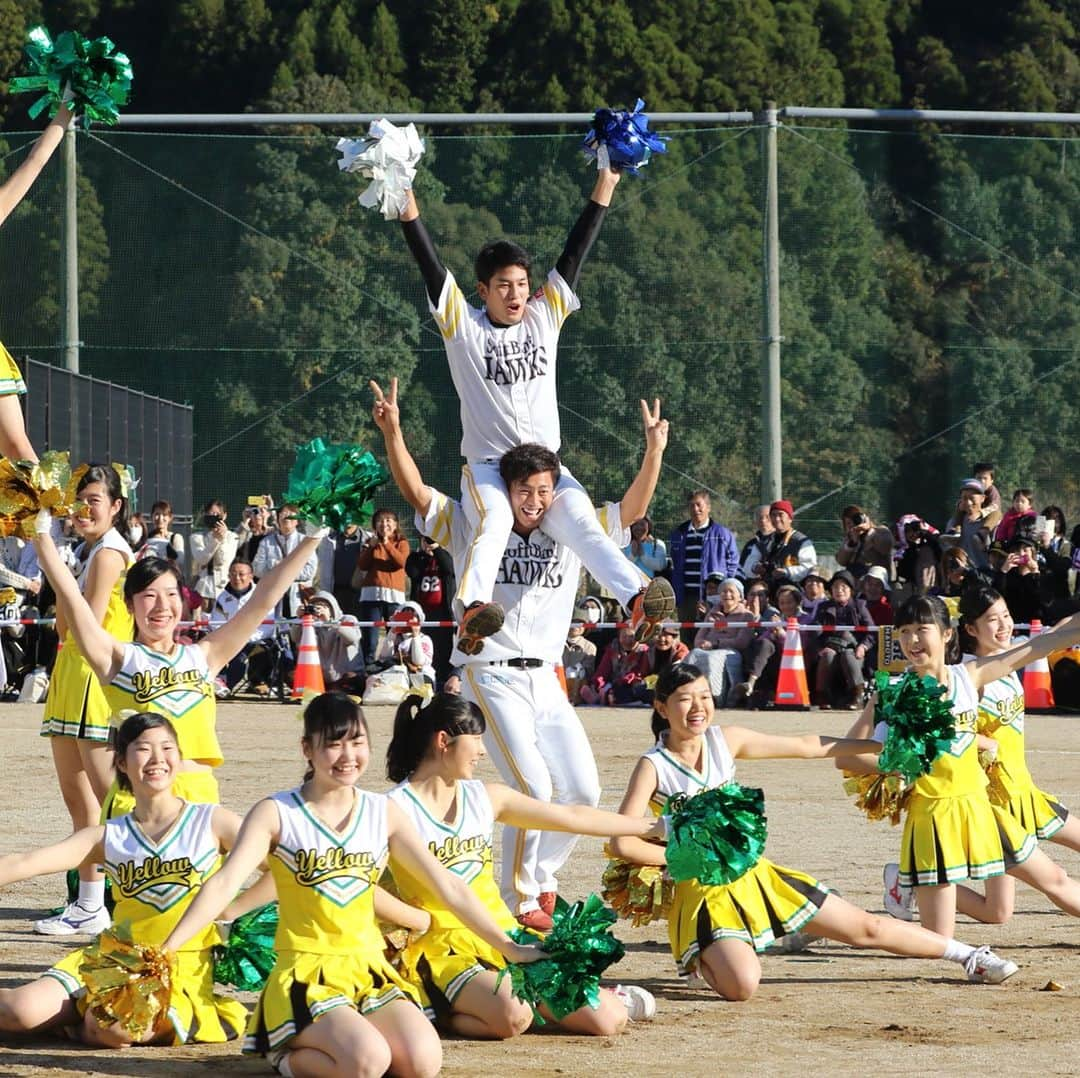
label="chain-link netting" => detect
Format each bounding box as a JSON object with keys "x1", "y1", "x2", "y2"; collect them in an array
[{"x1": 1, "y1": 121, "x2": 1078, "y2": 550}]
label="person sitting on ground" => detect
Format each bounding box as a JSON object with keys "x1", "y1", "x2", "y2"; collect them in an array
[
  {"x1": 937, "y1": 546, "x2": 993, "y2": 599},
  {"x1": 1040, "y1": 506, "x2": 1070, "y2": 557},
  {"x1": 623, "y1": 515, "x2": 668, "y2": 580},
  {"x1": 730, "y1": 580, "x2": 781, "y2": 707},
  {"x1": 579, "y1": 627, "x2": 650, "y2": 706},
  {"x1": 744, "y1": 499, "x2": 816, "y2": 588},
  {"x1": 737, "y1": 505, "x2": 774, "y2": 581},
  {"x1": 290, "y1": 589, "x2": 365, "y2": 693},
  {"x1": 646, "y1": 623, "x2": 688, "y2": 680},
  {"x1": 687, "y1": 577, "x2": 754, "y2": 706},
  {"x1": 835, "y1": 505, "x2": 893, "y2": 580},
  {"x1": 563, "y1": 614, "x2": 598, "y2": 704},
  {"x1": 813, "y1": 570, "x2": 874, "y2": 709},
  {"x1": 370, "y1": 601, "x2": 436, "y2": 691},
  {"x1": 1033, "y1": 515, "x2": 1072, "y2": 602},
  {"x1": 994, "y1": 488, "x2": 1038, "y2": 545}
]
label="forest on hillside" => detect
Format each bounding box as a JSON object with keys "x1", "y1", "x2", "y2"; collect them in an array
[{"x1": 2, "y1": 0, "x2": 1080, "y2": 537}]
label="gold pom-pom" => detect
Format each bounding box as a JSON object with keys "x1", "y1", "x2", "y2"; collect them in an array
[
  {"x1": 979, "y1": 751, "x2": 1012, "y2": 808},
  {"x1": 80, "y1": 923, "x2": 174, "y2": 1041},
  {"x1": 842, "y1": 771, "x2": 911, "y2": 826},
  {"x1": 0, "y1": 451, "x2": 88, "y2": 538},
  {"x1": 600, "y1": 851, "x2": 674, "y2": 927}
]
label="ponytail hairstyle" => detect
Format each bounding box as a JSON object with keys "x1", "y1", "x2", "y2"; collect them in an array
[
  {"x1": 113, "y1": 711, "x2": 181, "y2": 791},
  {"x1": 650, "y1": 661, "x2": 707, "y2": 741},
  {"x1": 77, "y1": 463, "x2": 130, "y2": 538},
  {"x1": 893, "y1": 594, "x2": 959, "y2": 663},
  {"x1": 957, "y1": 584, "x2": 1007, "y2": 653},
  {"x1": 386, "y1": 692, "x2": 485, "y2": 783},
  {"x1": 301, "y1": 693, "x2": 368, "y2": 782}
]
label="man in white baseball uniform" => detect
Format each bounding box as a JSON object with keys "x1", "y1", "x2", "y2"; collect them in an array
[
  {"x1": 397, "y1": 168, "x2": 674, "y2": 654},
  {"x1": 372, "y1": 377, "x2": 668, "y2": 930}
]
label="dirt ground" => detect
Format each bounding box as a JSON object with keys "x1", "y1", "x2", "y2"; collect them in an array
[{"x1": 2, "y1": 699, "x2": 1080, "y2": 1077}]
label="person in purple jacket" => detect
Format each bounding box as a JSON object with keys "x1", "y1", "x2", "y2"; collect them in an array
[{"x1": 669, "y1": 490, "x2": 739, "y2": 642}]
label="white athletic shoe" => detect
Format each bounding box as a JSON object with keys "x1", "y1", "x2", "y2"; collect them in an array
[
  {"x1": 767, "y1": 931, "x2": 813, "y2": 954},
  {"x1": 883, "y1": 863, "x2": 916, "y2": 922},
  {"x1": 34, "y1": 900, "x2": 111, "y2": 936},
  {"x1": 964, "y1": 945, "x2": 1019, "y2": 984},
  {"x1": 613, "y1": 984, "x2": 657, "y2": 1021}
]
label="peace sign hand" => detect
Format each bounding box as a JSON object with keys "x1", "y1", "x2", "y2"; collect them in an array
[
  {"x1": 370, "y1": 377, "x2": 401, "y2": 434},
  {"x1": 640, "y1": 397, "x2": 669, "y2": 454}
]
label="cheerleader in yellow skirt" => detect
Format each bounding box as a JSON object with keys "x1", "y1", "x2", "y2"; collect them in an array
[
  {"x1": 37, "y1": 464, "x2": 134, "y2": 936},
  {"x1": 384, "y1": 691, "x2": 660, "y2": 1037},
  {"x1": 163, "y1": 693, "x2": 541, "y2": 1078},
  {"x1": 611, "y1": 662, "x2": 1021, "y2": 1002},
  {"x1": 33, "y1": 511, "x2": 326, "y2": 818},
  {"x1": 0, "y1": 101, "x2": 74, "y2": 462},
  {"x1": 839, "y1": 594, "x2": 1080, "y2": 940},
  {"x1": 0, "y1": 712, "x2": 250, "y2": 1045}
]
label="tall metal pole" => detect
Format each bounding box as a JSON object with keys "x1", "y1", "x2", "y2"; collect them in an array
[
  {"x1": 61, "y1": 120, "x2": 79, "y2": 373},
  {"x1": 761, "y1": 102, "x2": 782, "y2": 502}
]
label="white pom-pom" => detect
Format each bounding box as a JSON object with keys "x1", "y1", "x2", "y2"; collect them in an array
[{"x1": 335, "y1": 119, "x2": 426, "y2": 220}]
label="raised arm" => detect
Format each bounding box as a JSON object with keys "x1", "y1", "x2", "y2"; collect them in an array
[
  {"x1": 398, "y1": 190, "x2": 447, "y2": 305},
  {"x1": 555, "y1": 166, "x2": 621, "y2": 290},
  {"x1": 370, "y1": 378, "x2": 432, "y2": 518},
  {"x1": 0, "y1": 104, "x2": 72, "y2": 226},
  {"x1": 201, "y1": 533, "x2": 323, "y2": 674},
  {"x1": 32, "y1": 527, "x2": 126, "y2": 681},
  {"x1": 967, "y1": 610, "x2": 1080, "y2": 690},
  {"x1": 619, "y1": 398, "x2": 669, "y2": 526}
]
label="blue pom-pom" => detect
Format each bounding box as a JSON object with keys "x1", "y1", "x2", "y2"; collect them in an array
[{"x1": 582, "y1": 98, "x2": 667, "y2": 175}]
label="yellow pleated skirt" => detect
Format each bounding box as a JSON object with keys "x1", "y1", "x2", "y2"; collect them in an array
[
  {"x1": 40, "y1": 639, "x2": 113, "y2": 742},
  {"x1": 243, "y1": 949, "x2": 423, "y2": 1055},
  {"x1": 997, "y1": 772, "x2": 1068, "y2": 841},
  {"x1": 0, "y1": 344, "x2": 25, "y2": 395},
  {"x1": 669, "y1": 856, "x2": 830, "y2": 974},
  {"x1": 898, "y1": 791, "x2": 1037, "y2": 888},
  {"x1": 44, "y1": 946, "x2": 247, "y2": 1044},
  {"x1": 401, "y1": 926, "x2": 507, "y2": 1021}
]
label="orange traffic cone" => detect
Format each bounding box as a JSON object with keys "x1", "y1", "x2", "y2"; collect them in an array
[
  {"x1": 774, "y1": 618, "x2": 810, "y2": 709},
  {"x1": 1023, "y1": 619, "x2": 1055, "y2": 712},
  {"x1": 555, "y1": 663, "x2": 569, "y2": 698},
  {"x1": 291, "y1": 613, "x2": 326, "y2": 700}
]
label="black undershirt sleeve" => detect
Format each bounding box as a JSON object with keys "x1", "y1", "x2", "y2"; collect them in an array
[
  {"x1": 400, "y1": 217, "x2": 448, "y2": 306},
  {"x1": 555, "y1": 199, "x2": 608, "y2": 291}
]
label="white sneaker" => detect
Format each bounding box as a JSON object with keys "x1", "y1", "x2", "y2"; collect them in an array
[
  {"x1": 767, "y1": 930, "x2": 813, "y2": 954},
  {"x1": 34, "y1": 901, "x2": 111, "y2": 936},
  {"x1": 964, "y1": 945, "x2": 1019, "y2": 984},
  {"x1": 214, "y1": 676, "x2": 231, "y2": 699},
  {"x1": 613, "y1": 983, "x2": 656, "y2": 1021},
  {"x1": 883, "y1": 863, "x2": 916, "y2": 922}
]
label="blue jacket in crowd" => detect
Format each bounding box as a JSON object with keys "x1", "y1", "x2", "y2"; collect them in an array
[{"x1": 668, "y1": 520, "x2": 740, "y2": 603}]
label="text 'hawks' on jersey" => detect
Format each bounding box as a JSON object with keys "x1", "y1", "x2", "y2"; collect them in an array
[{"x1": 418, "y1": 489, "x2": 627, "y2": 665}]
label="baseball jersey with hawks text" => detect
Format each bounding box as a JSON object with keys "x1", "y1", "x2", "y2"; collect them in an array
[
  {"x1": 418, "y1": 488, "x2": 626, "y2": 665},
  {"x1": 431, "y1": 268, "x2": 580, "y2": 460}
]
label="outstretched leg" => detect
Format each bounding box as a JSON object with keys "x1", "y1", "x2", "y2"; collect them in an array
[
  {"x1": 1009, "y1": 848, "x2": 1080, "y2": 916},
  {"x1": 955, "y1": 875, "x2": 1015, "y2": 924}
]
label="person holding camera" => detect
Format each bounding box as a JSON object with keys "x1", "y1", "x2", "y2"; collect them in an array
[
  {"x1": 835, "y1": 505, "x2": 893, "y2": 580},
  {"x1": 290, "y1": 589, "x2": 366, "y2": 693},
  {"x1": 190, "y1": 499, "x2": 239, "y2": 605},
  {"x1": 253, "y1": 504, "x2": 319, "y2": 619},
  {"x1": 235, "y1": 495, "x2": 275, "y2": 564},
  {"x1": 368, "y1": 601, "x2": 436, "y2": 691},
  {"x1": 742, "y1": 499, "x2": 817, "y2": 589}
]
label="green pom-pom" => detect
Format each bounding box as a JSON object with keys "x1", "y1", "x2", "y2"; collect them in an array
[
  {"x1": 9, "y1": 26, "x2": 133, "y2": 129},
  {"x1": 665, "y1": 783, "x2": 768, "y2": 886},
  {"x1": 874, "y1": 670, "x2": 956, "y2": 783},
  {"x1": 281, "y1": 438, "x2": 389, "y2": 531},
  {"x1": 496, "y1": 894, "x2": 625, "y2": 1021},
  {"x1": 212, "y1": 903, "x2": 278, "y2": 991}
]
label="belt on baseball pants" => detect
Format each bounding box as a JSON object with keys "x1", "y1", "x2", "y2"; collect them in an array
[{"x1": 486, "y1": 658, "x2": 545, "y2": 669}]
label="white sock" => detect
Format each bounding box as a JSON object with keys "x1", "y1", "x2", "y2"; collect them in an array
[
  {"x1": 942, "y1": 939, "x2": 976, "y2": 964},
  {"x1": 277, "y1": 1052, "x2": 295, "y2": 1078},
  {"x1": 77, "y1": 879, "x2": 105, "y2": 911}
]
